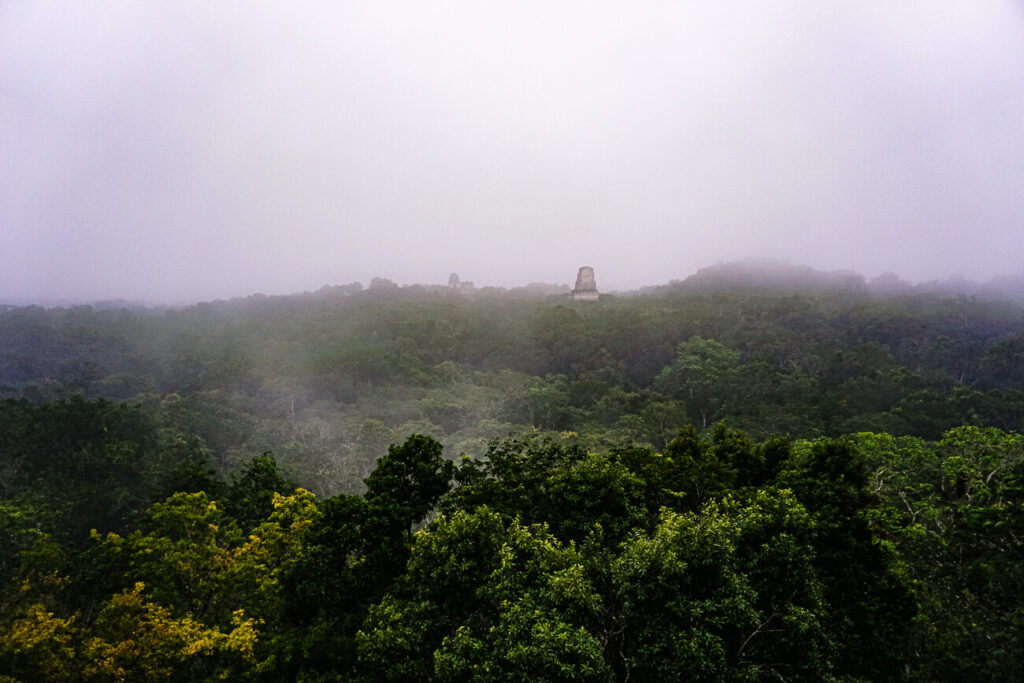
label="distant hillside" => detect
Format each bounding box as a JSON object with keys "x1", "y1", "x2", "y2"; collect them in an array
[
  {"x1": 637, "y1": 258, "x2": 1024, "y2": 302},
  {"x1": 680, "y1": 258, "x2": 866, "y2": 292}
]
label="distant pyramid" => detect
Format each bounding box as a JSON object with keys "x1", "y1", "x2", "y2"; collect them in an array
[{"x1": 572, "y1": 266, "x2": 599, "y2": 301}]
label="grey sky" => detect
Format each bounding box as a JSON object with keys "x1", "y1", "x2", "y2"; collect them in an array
[{"x1": 2, "y1": 1, "x2": 1023, "y2": 304}]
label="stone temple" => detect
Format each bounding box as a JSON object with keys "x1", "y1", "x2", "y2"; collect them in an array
[
  {"x1": 572, "y1": 266, "x2": 599, "y2": 301},
  {"x1": 448, "y1": 272, "x2": 474, "y2": 300}
]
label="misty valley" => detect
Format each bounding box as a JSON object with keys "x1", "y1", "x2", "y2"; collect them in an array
[{"x1": 2, "y1": 262, "x2": 1024, "y2": 681}]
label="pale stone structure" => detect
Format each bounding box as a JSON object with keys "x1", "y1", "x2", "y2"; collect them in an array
[{"x1": 572, "y1": 266, "x2": 599, "y2": 301}]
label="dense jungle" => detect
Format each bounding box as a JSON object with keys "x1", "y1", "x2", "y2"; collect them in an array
[{"x1": 2, "y1": 263, "x2": 1023, "y2": 680}]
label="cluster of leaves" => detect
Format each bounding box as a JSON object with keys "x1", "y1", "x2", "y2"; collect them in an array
[
  {"x1": 0, "y1": 422, "x2": 457, "y2": 681},
  {"x1": 851, "y1": 428, "x2": 1024, "y2": 680},
  {"x1": 2, "y1": 396, "x2": 1020, "y2": 680},
  {"x1": 0, "y1": 397, "x2": 214, "y2": 583}
]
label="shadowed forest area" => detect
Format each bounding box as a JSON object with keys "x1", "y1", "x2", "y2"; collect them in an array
[{"x1": 2, "y1": 265, "x2": 1023, "y2": 680}]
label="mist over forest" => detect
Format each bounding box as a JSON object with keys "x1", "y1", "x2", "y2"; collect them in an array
[
  {"x1": 4, "y1": 1, "x2": 1024, "y2": 679},
  {"x1": 3, "y1": 261, "x2": 1024, "y2": 679},
  {"x1": 4, "y1": 258, "x2": 1024, "y2": 489},
  {"x1": 3, "y1": 259, "x2": 1024, "y2": 679}
]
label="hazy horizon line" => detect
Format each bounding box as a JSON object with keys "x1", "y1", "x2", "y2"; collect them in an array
[{"x1": 4, "y1": 257, "x2": 1024, "y2": 310}]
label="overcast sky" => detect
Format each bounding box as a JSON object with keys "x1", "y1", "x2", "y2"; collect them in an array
[{"x1": 2, "y1": 2, "x2": 1023, "y2": 304}]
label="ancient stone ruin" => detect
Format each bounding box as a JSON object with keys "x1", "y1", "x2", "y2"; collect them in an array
[
  {"x1": 448, "y1": 272, "x2": 474, "y2": 300},
  {"x1": 572, "y1": 266, "x2": 599, "y2": 301}
]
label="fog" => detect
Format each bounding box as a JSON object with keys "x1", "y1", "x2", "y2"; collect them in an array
[{"x1": 3, "y1": 1, "x2": 1023, "y2": 304}]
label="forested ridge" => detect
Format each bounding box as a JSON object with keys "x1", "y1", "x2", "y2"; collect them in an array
[{"x1": 2, "y1": 264, "x2": 1023, "y2": 680}]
